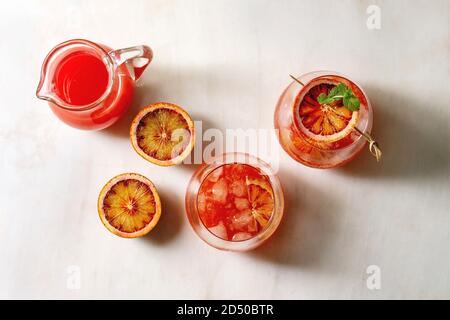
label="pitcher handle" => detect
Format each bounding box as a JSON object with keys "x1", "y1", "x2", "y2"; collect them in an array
[{"x1": 108, "y1": 45, "x2": 153, "y2": 81}]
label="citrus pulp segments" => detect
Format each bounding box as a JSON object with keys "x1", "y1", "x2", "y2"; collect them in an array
[
  {"x1": 294, "y1": 76, "x2": 359, "y2": 145},
  {"x1": 130, "y1": 102, "x2": 195, "y2": 166},
  {"x1": 98, "y1": 173, "x2": 162, "y2": 238},
  {"x1": 246, "y1": 176, "x2": 274, "y2": 229}
]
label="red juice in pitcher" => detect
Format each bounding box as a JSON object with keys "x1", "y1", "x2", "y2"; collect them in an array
[{"x1": 54, "y1": 51, "x2": 110, "y2": 106}]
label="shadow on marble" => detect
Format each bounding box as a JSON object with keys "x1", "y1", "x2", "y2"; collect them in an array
[
  {"x1": 140, "y1": 185, "x2": 184, "y2": 245},
  {"x1": 336, "y1": 84, "x2": 450, "y2": 180},
  {"x1": 248, "y1": 168, "x2": 342, "y2": 268},
  {"x1": 100, "y1": 64, "x2": 246, "y2": 140}
]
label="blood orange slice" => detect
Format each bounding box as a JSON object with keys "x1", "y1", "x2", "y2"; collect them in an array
[
  {"x1": 98, "y1": 173, "x2": 161, "y2": 238},
  {"x1": 245, "y1": 177, "x2": 274, "y2": 229},
  {"x1": 130, "y1": 102, "x2": 195, "y2": 166},
  {"x1": 294, "y1": 77, "x2": 359, "y2": 148}
]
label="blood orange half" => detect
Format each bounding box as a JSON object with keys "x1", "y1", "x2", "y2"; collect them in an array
[
  {"x1": 130, "y1": 102, "x2": 195, "y2": 166},
  {"x1": 294, "y1": 76, "x2": 361, "y2": 149},
  {"x1": 98, "y1": 173, "x2": 162, "y2": 238}
]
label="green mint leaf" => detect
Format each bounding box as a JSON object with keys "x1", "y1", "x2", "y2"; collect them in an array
[
  {"x1": 345, "y1": 96, "x2": 360, "y2": 111},
  {"x1": 316, "y1": 81, "x2": 361, "y2": 112},
  {"x1": 317, "y1": 93, "x2": 328, "y2": 104},
  {"x1": 342, "y1": 90, "x2": 352, "y2": 102},
  {"x1": 343, "y1": 95, "x2": 350, "y2": 106},
  {"x1": 328, "y1": 86, "x2": 339, "y2": 97},
  {"x1": 325, "y1": 97, "x2": 335, "y2": 104},
  {"x1": 334, "y1": 83, "x2": 348, "y2": 96}
]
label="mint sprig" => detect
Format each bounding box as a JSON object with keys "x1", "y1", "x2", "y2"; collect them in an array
[{"x1": 317, "y1": 83, "x2": 360, "y2": 111}]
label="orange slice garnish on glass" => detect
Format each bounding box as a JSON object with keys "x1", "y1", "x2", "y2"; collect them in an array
[
  {"x1": 98, "y1": 173, "x2": 162, "y2": 238},
  {"x1": 295, "y1": 79, "x2": 359, "y2": 146},
  {"x1": 130, "y1": 102, "x2": 195, "y2": 166},
  {"x1": 245, "y1": 177, "x2": 274, "y2": 229}
]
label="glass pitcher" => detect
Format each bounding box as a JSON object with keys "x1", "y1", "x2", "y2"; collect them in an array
[{"x1": 36, "y1": 39, "x2": 152, "y2": 130}]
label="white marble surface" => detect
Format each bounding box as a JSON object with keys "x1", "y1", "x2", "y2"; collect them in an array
[{"x1": 0, "y1": 0, "x2": 449, "y2": 299}]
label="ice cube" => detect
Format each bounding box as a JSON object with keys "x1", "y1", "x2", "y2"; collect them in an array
[
  {"x1": 231, "y1": 209, "x2": 253, "y2": 231},
  {"x1": 212, "y1": 178, "x2": 228, "y2": 204},
  {"x1": 247, "y1": 216, "x2": 258, "y2": 233},
  {"x1": 230, "y1": 179, "x2": 246, "y2": 197},
  {"x1": 232, "y1": 232, "x2": 253, "y2": 241},
  {"x1": 208, "y1": 221, "x2": 228, "y2": 240},
  {"x1": 208, "y1": 166, "x2": 223, "y2": 182},
  {"x1": 234, "y1": 197, "x2": 249, "y2": 210},
  {"x1": 230, "y1": 164, "x2": 245, "y2": 175}
]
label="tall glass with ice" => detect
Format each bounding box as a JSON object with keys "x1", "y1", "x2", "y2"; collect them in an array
[{"x1": 185, "y1": 153, "x2": 284, "y2": 251}]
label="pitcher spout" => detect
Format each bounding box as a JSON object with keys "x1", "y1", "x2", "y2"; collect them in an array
[
  {"x1": 36, "y1": 43, "x2": 62, "y2": 105},
  {"x1": 36, "y1": 76, "x2": 56, "y2": 103}
]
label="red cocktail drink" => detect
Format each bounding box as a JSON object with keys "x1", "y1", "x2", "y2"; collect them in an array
[
  {"x1": 186, "y1": 153, "x2": 284, "y2": 251},
  {"x1": 198, "y1": 163, "x2": 274, "y2": 241},
  {"x1": 274, "y1": 71, "x2": 373, "y2": 168}
]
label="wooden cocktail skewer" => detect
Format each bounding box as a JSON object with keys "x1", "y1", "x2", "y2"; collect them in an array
[{"x1": 289, "y1": 75, "x2": 382, "y2": 162}]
